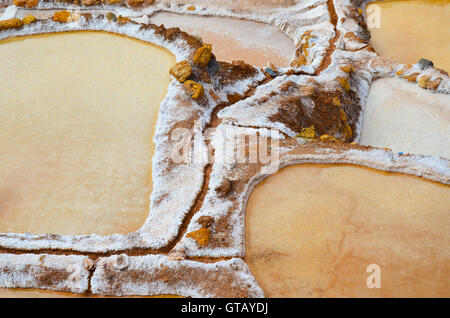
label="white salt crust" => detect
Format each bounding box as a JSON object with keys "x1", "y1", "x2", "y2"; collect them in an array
[
  {"x1": 0, "y1": 0, "x2": 335, "y2": 73},
  {"x1": 91, "y1": 255, "x2": 264, "y2": 297},
  {"x1": 0, "y1": 0, "x2": 449, "y2": 297},
  {"x1": 0, "y1": 253, "x2": 90, "y2": 293}
]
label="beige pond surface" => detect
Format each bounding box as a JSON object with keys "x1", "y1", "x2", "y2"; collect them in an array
[
  {"x1": 245, "y1": 164, "x2": 450, "y2": 297},
  {"x1": 367, "y1": 0, "x2": 450, "y2": 71},
  {"x1": 150, "y1": 12, "x2": 295, "y2": 67},
  {"x1": 0, "y1": 31, "x2": 175, "y2": 235},
  {"x1": 359, "y1": 77, "x2": 450, "y2": 159}
]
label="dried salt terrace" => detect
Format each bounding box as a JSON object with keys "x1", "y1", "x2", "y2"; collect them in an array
[{"x1": 0, "y1": 0, "x2": 448, "y2": 298}]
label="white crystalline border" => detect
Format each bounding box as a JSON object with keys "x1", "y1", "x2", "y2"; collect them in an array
[
  {"x1": 0, "y1": 16, "x2": 264, "y2": 253},
  {"x1": 178, "y1": 144, "x2": 450, "y2": 258},
  {"x1": 1, "y1": 0, "x2": 335, "y2": 71},
  {"x1": 91, "y1": 254, "x2": 265, "y2": 297},
  {"x1": 0, "y1": 1, "x2": 447, "y2": 255},
  {"x1": 0, "y1": 253, "x2": 90, "y2": 293}
]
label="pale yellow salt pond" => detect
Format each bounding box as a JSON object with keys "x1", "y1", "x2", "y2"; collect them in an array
[
  {"x1": 359, "y1": 77, "x2": 450, "y2": 159},
  {"x1": 150, "y1": 12, "x2": 295, "y2": 67},
  {"x1": 367, "y1": 0, "x2": 450, "y2": 71},
  {"x1": 245, "y1": 164, "x2": 450, "y2": 297},
  {"x1": 0, "y1": 31, "x2": 175, "y2": 235}
]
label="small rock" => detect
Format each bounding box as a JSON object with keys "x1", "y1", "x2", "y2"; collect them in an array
[
  {"x1": 339, "y1": 108, "x2": 348, "y2": 122},
  {"x1": 417, "y1": 75, "x2": 431, "y2": 89},
  {"x1": 117, "y1": 15, "x2": 131, "y2": 25},
  {"x1": 169, "y1": 60, "x2": 192, "y2": 83},
  {"x1": 337, "y1": 77, "x2": 350, "y2": 91},
  {"x1": 0, "y1": 18, "x2": 24, "y2": 31},
  {"x1": 332, "y1": 97, "x2": 341, "y2": 106},
  {"x1": 26, "y1": 0, "x2": 38, "y2": 8},
  {"x1": 215, "y1": 178, "x2": 233, "y2": 197},
  {"x1": 427, "y1": 77, "x2": 442, "y2": 90},
  {"x1": 341, "y1": 123, "x2": 352, "y2": 139},
  {"x1": 299, "y1": 85, "x2": 315, "y2": 97},
  {"x1": 417, "y1": 58, "x2": 434, "y2": 70},
  {"x1": 265, "y1": 67, "x2": 277, "y2": 77},
  {"x1": 319, "y1": 134, "x2": 340, "y2": 143},
  {"x1": 207, "y1": 55, "x2": 220, "y2": 76},
  {"x1": 52, "y1": 11, "x2": 71, "y2": 23},
  {"x1": 13, "y1": 0, "x2": 38, "y2": 7},
  {"x1": 82, "y1": 0, "x2": 100, "y2": 5}
]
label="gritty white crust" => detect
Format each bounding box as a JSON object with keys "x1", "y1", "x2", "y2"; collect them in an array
[
  {"x1": 0, "y1": 253, "x2": 90, "y2": 293},
  {"x1": 0, "y1": 0, "x2": 449, "y2": 297}
]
